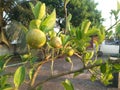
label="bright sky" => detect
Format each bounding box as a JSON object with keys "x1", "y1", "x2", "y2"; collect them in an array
[{"x1": 95, "y1": 0, "x2": 117, "y2": 29}]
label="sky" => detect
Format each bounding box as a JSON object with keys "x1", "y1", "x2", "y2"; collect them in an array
[{"x1": 94, "y1": 0, "x2": 117, "y2": 29}]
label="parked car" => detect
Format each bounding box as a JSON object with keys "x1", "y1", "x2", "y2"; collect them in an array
[{"x1": 97, "y1": 40, "x2": 119, "y2": 56}]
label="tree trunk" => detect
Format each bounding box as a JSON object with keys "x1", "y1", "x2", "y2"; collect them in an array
[
  {"x1": 0, "y1": 0, "x2": 3, "y2": 29},
  {"x1": 0, "y1": 0, "x2": 3, "y2": 43},
  {"x1": 0, "y1": 0, "x2": 9, "y2": 47}
]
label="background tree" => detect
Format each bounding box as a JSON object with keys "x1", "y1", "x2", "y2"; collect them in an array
[
  {"x1": 6, "y1": 0, "x2": 104, "y2": 29},
  {"x1": 0, "y1": 0, "x2": 15, "y2": 46},
  {"x1": 39, "y1": 0, "x2": 104, "y2": 28},
  {"x1": 0, "y1": 0, "x2": 31, "y2": 47}
]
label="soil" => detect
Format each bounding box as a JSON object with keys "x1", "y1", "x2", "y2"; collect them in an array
[{"x1": 6, "y1": 55, "x2": 118, "y2": 90}]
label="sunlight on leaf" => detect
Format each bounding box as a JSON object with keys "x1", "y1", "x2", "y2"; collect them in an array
[
  {"x1": 14, "y1": 66, "x2": 26, "y2": 88},
  {"x1": 62, "y1": 79, "x2": 74, "y2": 90}
]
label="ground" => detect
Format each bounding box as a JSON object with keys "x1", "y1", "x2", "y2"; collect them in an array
[{"x1": 5, "y1": 55, "x2": 119, "y2": 90}]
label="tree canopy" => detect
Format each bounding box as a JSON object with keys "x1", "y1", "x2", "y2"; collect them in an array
[
  {"x1": 40, "y1": 0, "x2": 104, "y2": 27},
  {"x1": 5, "y1": 0, "x2": 104, "y2": 28}
]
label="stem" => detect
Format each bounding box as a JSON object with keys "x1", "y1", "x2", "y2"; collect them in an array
[
  {"x1": 70, "y1": 62, "x2": 73, "y2": 71},
  {"x1": 5, "y1": 61, "x2": 27, "y2": 68},
  {"x1": 51, "y1": 60, "x2": 54, "y2": 75},
  {"x1": 64, "y1": 0, "x2": 67, "y2": 34},
  {"x1": 30, "y1": 65, "x2": 42, "y2": 86},
  {"x1": 51, "y1": 48, "x2": 55, "y2": 75}
]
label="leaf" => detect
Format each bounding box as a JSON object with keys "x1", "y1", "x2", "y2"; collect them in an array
[
  {"x1": 41, "y1": 9, "x2": 56, "y2": 32},
  {"x1": 73, "y1": 71, "x2": 83, "y2": 77},
  {"x1": 14, "y1": 66, "x2": 26, "y2": 88},
  {"x1": 29, "y1": 19, "x2": 41, "y2": 30},
  {"x1": 29, "y1": 68, "x2": 35, "y2": 80},
  {"x1": 90, "y1": 75, "x2": 96, "y2": 82},
  {"x1": 49, "y1": 30, "x2": 57, "y2": 39},
  {"x1": 81, "y1": 20, "x2": 91, "y2": 34},
  {"x1": 33, "y1": 2, "x2": 41, "y2": 19},
  {"x1": 65, "y1": 57, "x2": 72, "y2": 63},
  {"x1": 117, "y1": 0, "x2": 120, "y2": 10},
  {"x1": 76, "y1": 28, "x2": 82, "y2": 40},
  {"x1": 60, "y1": 34, "x2": 70, "y2": 46},
  {"x1": 30, "y1": 57, "x2": 38, "y2": 65},
  {"x1": 36, "y1": 86, "x2": 42, "y2": 90},
  {"x1": 113, "y1": 64, "x2": 120, "y2": 71},
  {"x1": 66, "y1": 13, "x2": 72, "y2": 31},
  {"x1": 84, "y1": 51, "x2": 94, "y2": 60},
  {"x1": 3, "y1": 87, "x2": 15, "y2": 90},
  {"x1": 29, "y1": 2, "x2": 34, "y2": 16},
  {"x1": 62, "y1": 79, "x2": 74, "y2": 90},
  {"x1": 38, "y1": 3, "x2": 46, "y2": 20},
  {"x1": 92, "y1": 59, "x2": 102, "y2": 65},
  {"x1": 100, "y1": 64, "x2": 106, "y2": 74}
]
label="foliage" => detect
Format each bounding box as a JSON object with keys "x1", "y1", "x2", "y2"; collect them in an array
[{"x1": 39, "y1": 0, "x2": 104, "y2": 28}]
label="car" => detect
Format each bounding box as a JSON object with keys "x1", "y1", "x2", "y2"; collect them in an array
[{"x1": 97, "y1": 40, "x2": 119, "y2": 56}]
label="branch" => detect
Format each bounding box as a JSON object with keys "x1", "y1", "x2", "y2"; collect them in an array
[
  {"x1": 106, "y1": 19, "x2": 120, "y2": 31},
  {"x1": 32, "y1": 59, "x2": 120, "y2": 89}
]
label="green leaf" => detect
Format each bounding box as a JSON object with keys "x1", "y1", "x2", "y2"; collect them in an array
[
  {"x1": 90, "y1": 75, "x2": 96, "y2": 82},
  {"x1": 41, "y1": 9, "x2": 56, "y2": 32},
  {"x1": 29, "y1": 2, "x2": 34, "y2": 16},
  {"x1": 3, "y1": 87, "x2": 15, "y2": 90},
  {"x1": 76, "y1": 28, "x2": 82, "y2": 40},
  {"x1": 101, "y1": 73, "x2": 113, "y2": 86},
  {"x1": 0, "y1": 76, "x2": 8, "y2": 88},
  {"x1": 36, "y1": 86, "x2": 42, "y2": 90},
  {"x1": 0, "y1": 60, "x2": 5, "y2": 70},
  {"x1": 113, "y1": 64, "x2": 120, "y2": 71},
  {"x1": 29, "y1": 19, "x2": 41, "y2": 30},
  {"x1": 30, "y1": 57, "x2": 38, "y2": 65},
  {"x1": 33, "y1": 2, "x2": 41, "y2": 19},
  {"x1": 29, "y1": 69, "x2": 35, "y2": 80},
  {"x1": 14, "y1": 66, "x2": 26, "y2": 88},
  {"x1": 92, "y1": 59, "x2": 102, "y2": 65},
  {"x1": 73, "y1": 71, "x2": 83, "y2": 77},
  {"x1": 84, "y1": 51, "x2": 94, "y2": 60},
  {"x1": 100, "y1": 64, "x2": 106, "y2": 74},
  {"x1": 62, "y1": 79, "x2": 74, "y2": 90},
  {"x1": 38, "y1": 3, "x2": 46, "y2": 20},
  {"x1": 66, "y1": 13, "x2": 72, "y2": 31},
  {"x1": 65, "y1": 57, "x2": 72, "y2": 63},
  {"x1": 49, "y1": 30, "x2": 57, "y2": 39},
  {"x1": 117, "y1": 0, "x2": 120, "y2": 10},
  {"x1": 60, "y1": 34, "x2": 70, "y2": 46},
  {"x1": 81, "y1": 20, "x2": 91, "y2": 34}
]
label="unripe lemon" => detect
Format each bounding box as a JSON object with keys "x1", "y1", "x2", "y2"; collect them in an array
[
  {"x1": 50, "y1": 36, "x2": 62, "y2": 48},
  {"x1": 26, "y1": 29, "x2": 46, "y2": 48},
  {"x1": 66, "y1": 47, "x2": 74, "y2": 56}
]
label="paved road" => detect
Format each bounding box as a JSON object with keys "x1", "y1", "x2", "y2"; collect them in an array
[{"x1": 6, "y1": 55, "x2": 118, "y2": 90}]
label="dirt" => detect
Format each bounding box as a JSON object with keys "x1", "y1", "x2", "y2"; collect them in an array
[{"x1": 6, "y1": 55, "x2": 119, "y2": 90}]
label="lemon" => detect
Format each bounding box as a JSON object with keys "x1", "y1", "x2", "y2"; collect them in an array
[
  {"x1": 66, "y1": 47, "x2": 74, "y2": 56},
  {"x1": 50, "y1": 36, "x2": 62, "y2": 48},
  {"x1": 26, "y1": 29, "x2": 46, "y2": 48}
]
